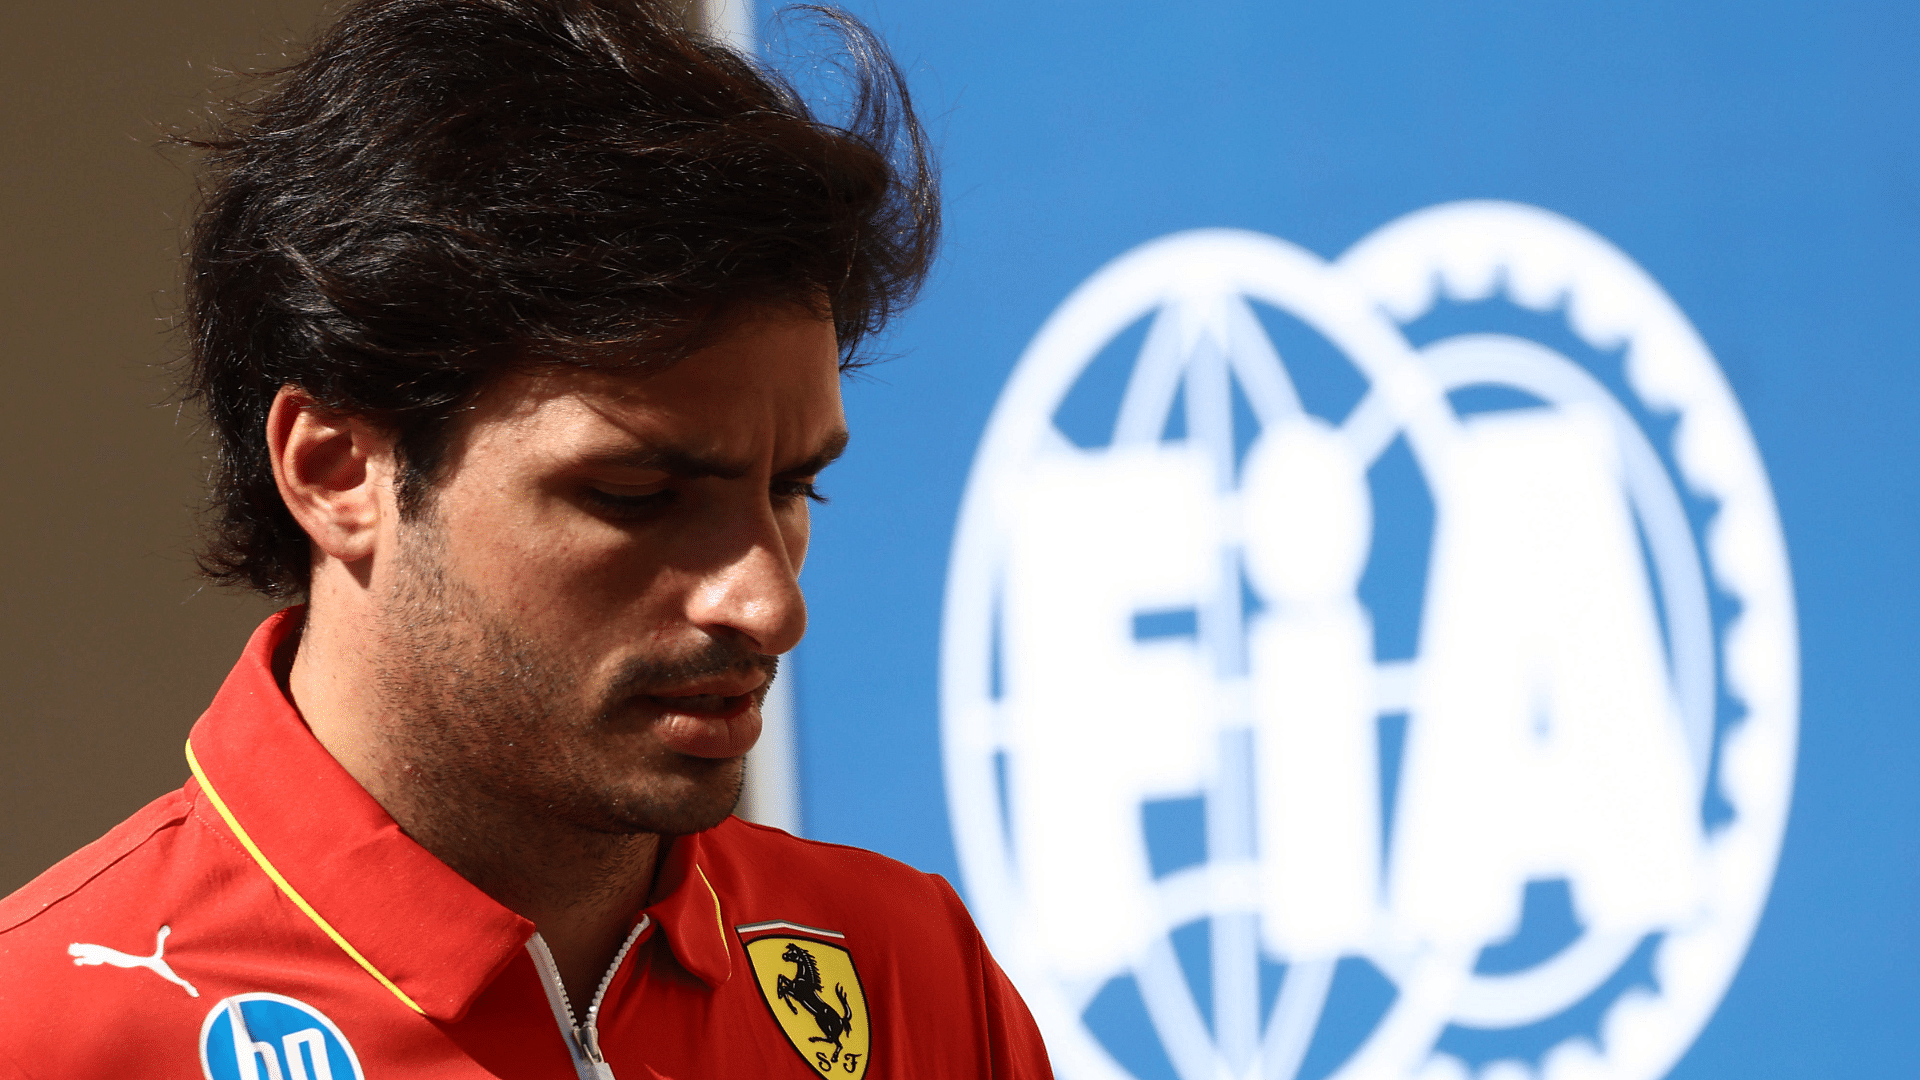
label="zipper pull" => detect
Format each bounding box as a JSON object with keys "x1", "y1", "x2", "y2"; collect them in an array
[
  {"x1": 580, "y1": 1017, "x2": 619, "y2": 1078},
  {"x1": 582, "y1": 1018, "x2": 607, "y2": 1064},
  {"x1": 571, "y1": 1022, "x2": 616, "y2": 1079}
]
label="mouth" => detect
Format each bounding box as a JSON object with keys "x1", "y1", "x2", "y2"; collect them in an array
[
  {"x1": 639, "y1": 683, "x2": 765, "y2": 759},
  {"x1": 644, "y1": 692, "x2": 756, "y2": 720}
]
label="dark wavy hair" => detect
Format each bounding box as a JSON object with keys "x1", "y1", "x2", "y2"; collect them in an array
[{"x1": 181, "y1": 0, "x2": 938, "y2": 597}]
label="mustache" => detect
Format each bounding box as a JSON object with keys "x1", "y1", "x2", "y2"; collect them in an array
[{"x1": 604, "y1": 639, "x2": 780, "y2": 701}]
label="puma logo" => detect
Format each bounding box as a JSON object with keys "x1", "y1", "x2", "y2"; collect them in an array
[{"x1": 69, "y1": 925, "x2": 200, "y2": 998}]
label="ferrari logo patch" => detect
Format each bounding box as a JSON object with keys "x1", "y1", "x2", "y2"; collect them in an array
[{"x1": 743, "y1": 932, "x2": 871, "y2": 1077}]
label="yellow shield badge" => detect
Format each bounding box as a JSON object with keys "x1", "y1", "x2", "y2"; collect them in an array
[{"x1": 743, "y1": 931, "x2": 871, "y2": 1078}]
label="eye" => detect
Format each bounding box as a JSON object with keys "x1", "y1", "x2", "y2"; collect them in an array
[
  {"x1": 772, "y1": 479, "x2": 829, "y2": 506},
  {"x1": 582, "y1": 485, "x2": 676, "y2": 520}
]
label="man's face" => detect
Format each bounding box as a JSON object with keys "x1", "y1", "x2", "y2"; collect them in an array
[{"x1": 370, "y1": 308, "x2": 846, "y2": 838}]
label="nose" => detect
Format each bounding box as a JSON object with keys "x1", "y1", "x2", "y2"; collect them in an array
[{"x1": 684, "y1": 511, "x2": 808, "y2": 657}]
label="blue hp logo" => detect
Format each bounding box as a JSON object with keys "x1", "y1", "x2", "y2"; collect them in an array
[{"x1": 199, "y1": 993, "x2": 364, "y2": 1080}]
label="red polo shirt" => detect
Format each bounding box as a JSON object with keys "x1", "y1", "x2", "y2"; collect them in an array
[{"x1": 0, "y1": 611, "x2": 1051, "y2": 1079}]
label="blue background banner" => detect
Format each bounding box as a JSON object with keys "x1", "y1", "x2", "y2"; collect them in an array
[{"x1": 780, "y1": 3, "x2": 1919, "y2": 1077}]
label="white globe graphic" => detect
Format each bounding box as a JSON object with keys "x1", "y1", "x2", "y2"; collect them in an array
[{"x1": 940, "y1": 202, "x2": 1797, "y2": 1080}]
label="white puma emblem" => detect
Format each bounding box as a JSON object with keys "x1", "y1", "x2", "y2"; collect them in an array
[{"x1": 68, "y1": 925, "x2": 200, "y2": 998}]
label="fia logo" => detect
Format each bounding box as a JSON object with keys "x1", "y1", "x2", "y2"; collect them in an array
[
  {"x1": 743, "y1": 931, "x2": 871, "y2": 1077},
  {"x1": 941, "y1": 202, "x2": 1796, "y2": 1080},
  {"x1": 199, "y1": 993, "x2": 364, "y2": 1080}
]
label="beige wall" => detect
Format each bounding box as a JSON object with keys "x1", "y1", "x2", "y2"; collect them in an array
[{"x1": 0, "y1": 1, "x2": 346, "y2": 892}]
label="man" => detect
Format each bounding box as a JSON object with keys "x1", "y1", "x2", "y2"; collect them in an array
[{"x1": 0, "y1": 1, "x2": 1051, "y2": 1076}]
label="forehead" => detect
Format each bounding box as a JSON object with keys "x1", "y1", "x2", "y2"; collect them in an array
[{"x1": 453, "y1": 311, "x2": 845, "y2": 466}]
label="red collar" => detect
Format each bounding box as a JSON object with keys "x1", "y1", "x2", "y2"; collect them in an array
[{"x1": 185, "y1": 609, "x2": 734, "y2": 1022}]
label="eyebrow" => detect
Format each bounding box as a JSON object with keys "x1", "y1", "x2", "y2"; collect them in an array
[
  {"x1": 776, "y1": 429, "x2": 852, "y2": 479},
  {"x1": 581, "y1": 428, "x2": 850, "y2": 481}
]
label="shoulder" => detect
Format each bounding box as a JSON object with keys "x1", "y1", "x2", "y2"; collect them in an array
[
  {"x1": 704, "y1": 816, "x2": 961, "y2": 895},
  {"x1": 700, "y1": 817, "x2": 978, "y2": 936},
  {"x1": 0, "y1": 784, "x2": 243, "y2": 1066},
  {"x1": 0, "y1": 787, "x2": 197, "y2": 935}
]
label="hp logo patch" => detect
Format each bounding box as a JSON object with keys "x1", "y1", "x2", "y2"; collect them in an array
[
  {"x1": 199, "y1": 993, "x2": 364, "y2": 1080},
  {"x1": 941, "y1": 202, "x2": 1795, "y2": 1080}
]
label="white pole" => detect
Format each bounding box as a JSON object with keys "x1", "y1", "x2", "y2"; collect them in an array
[
  {"x1": 739, "y1": 662, "x2": 802, "y2": 834},
  {"x1": 699, "y1": 0, "x2": 756, "y2": 52}
]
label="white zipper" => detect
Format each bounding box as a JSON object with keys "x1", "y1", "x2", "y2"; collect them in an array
[{"x1": 527, "y1": 916, "x2": 651, "y2": 1080}]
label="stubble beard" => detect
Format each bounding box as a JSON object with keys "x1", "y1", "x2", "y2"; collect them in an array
[{"x1": 370, "y1": 513, "x2": 770, "y2": 847}]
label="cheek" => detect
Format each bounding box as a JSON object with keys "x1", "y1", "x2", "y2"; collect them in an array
[
  {"x1": 447, "y1": 500, "x2": 642, "y2": 618},
  {"x1": 546, "y1": 536, "x2": 675, "y2": 620}
]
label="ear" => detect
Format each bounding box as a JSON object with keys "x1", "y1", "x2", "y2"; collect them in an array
[{"x1": 266, "y1": 385, "x2": 396, "y2": 566}]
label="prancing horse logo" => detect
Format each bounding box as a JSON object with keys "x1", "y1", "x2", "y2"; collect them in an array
[
  {"x1": 776, "y1": 943, "x2": 854, "y2": 1063},
  {"x1": 742, "y1": 928, "x2": 871, "y2": 1078}
]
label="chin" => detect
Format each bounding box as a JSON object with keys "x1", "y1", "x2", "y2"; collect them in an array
[{"x1": 597, "y1": 758, "x2": 745, "y2": 837}]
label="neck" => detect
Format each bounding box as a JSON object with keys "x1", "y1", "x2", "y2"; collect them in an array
[
  {"x1": 406, "y1": 794, "x2": 662, "y2": 1020},
  {"x1": 284, "y1": 593, "x2": 662, "y2": 1016}
]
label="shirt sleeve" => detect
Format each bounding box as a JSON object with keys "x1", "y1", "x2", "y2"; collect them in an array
[
  {"x1": 979, "y1": 937, "x2": 1056, "y2": 1080},
  {"x1": 928, "y1": 873, "x2": 1056, "y2": 1080}
]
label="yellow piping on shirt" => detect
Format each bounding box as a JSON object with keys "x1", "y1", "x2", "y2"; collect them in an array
[
  {"x1": 185, "y1": 739, "x2": 426, "y2": 1015},
  {"x1": 695, "y1": 864, "x2": 727, "y2": 956}
]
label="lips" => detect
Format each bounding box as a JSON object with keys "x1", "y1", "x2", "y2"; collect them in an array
[
  {"x1": 645, "y1": 690, "x2": 763, "y2": 759},
  {"x1": 654, "y1": 693, "x2": 745, "y2": 716}
]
